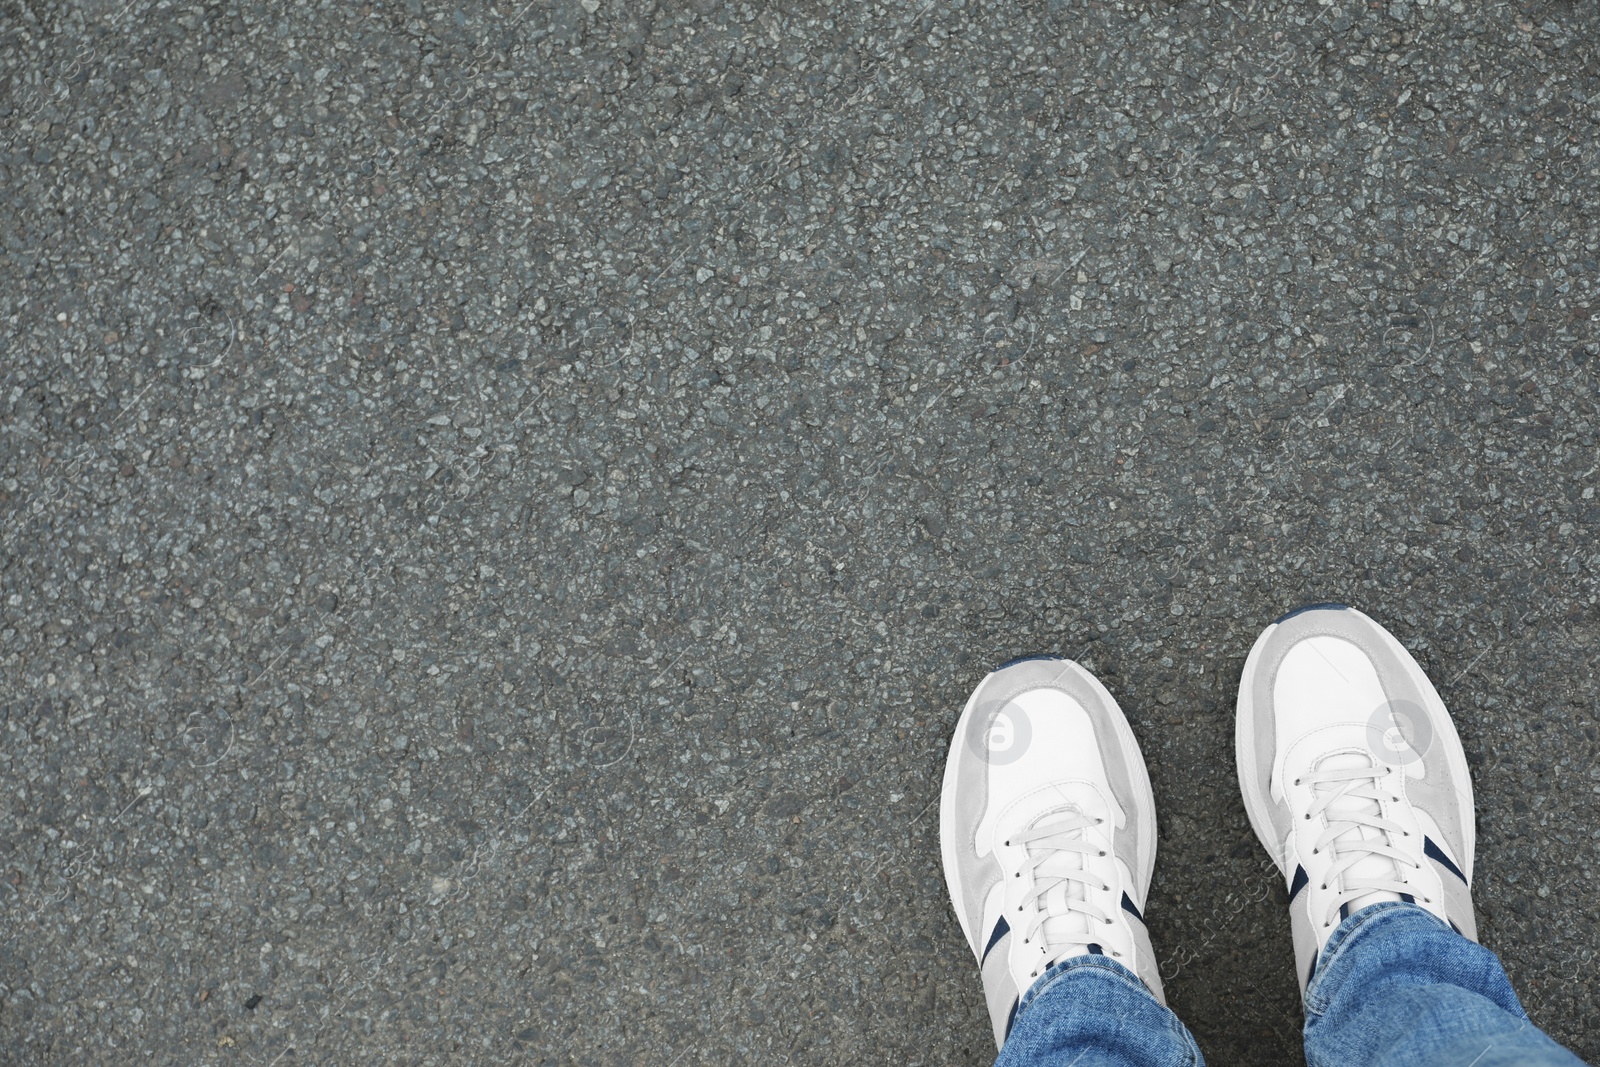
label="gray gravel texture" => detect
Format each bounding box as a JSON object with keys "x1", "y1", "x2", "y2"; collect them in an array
[{"x1": 3, "y1": 0, "x2": 1599, "y2": 1063}]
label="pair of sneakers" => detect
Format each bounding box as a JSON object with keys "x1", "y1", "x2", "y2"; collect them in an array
[{"x1": 940, "y1": 603, "x2": 1478, "y2": 1047}]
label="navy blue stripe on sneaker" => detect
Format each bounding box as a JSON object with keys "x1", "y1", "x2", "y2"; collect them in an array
[
  {"x1": 1400, "y1": 892, "x2": 1415, "y2": 904},
  {"x1": 1120, "y1": 892, "x2": 1143, "y2": 922},
  {"x1": 1087, "y1": 943, "x2": 1103, "y2": 955},
  {"x1": 995, "y1": 654, "x2": 1063, "y2": 670},
  {"x1": 1423, "y1": 836, "x2": 1469, "y2": 884},
  {"x1": 1273, "y1": 602, "x2": 1350, "y2": 624},
  {"x1": 1004, "y1": 996, "x2": 1019, "y2": 1041},
  {"x1": 1288, "y1": 864, "x2": 1309, "y2": 902},
  {"x1": 981, "y1": 915, "x2": 1010, "y2": 964}
]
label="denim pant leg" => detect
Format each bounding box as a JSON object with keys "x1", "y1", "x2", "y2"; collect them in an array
[
  {"x1": 1304, "y1": 901, "x2": 1590, "y2": 1067},
  {"x1": 995, "y1": 956, "x2": 1204, "y2": 1067}
]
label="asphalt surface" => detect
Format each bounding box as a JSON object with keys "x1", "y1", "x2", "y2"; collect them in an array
[{"x1": 3, "y1": 0, "x2": 1599, "y2": 1063}]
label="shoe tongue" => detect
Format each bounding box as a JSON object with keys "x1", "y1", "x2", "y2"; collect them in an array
[
  {"x1": 1317, "y1": 752, "x2": 1403, "y2": 913},
  {"x1": 1029, "y1": 809, "x2": 1095, "y2": 950}
]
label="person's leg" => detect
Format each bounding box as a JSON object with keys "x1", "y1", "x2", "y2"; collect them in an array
[
  {"x1": 1235, "y1": 603, "x2": 1588, "y2": 1067},
  {"x1": 996, "y1": 955, "x2": 1202, "y2": 1067},
  {"x1": 940, "y1": 656, "x2": 1204, "y2": 1066},
  {"x1": 1303, "y1": 900, "x2": 1585, "y2": 1067}
]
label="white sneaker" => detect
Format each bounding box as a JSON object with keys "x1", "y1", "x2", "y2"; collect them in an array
[
  {"x1": 1236, "y1": 603, "x2": 1479, "y2": 993},
  {"x1": 940, "y1": 656, "x2": 1164, "y2": 1049}
]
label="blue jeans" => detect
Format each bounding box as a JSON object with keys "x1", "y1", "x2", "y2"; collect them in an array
[{"x1": 995, "y1": 903, "x2": 1588, "y2": 1067}]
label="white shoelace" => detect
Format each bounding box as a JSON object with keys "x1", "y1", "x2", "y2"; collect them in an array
[
  {"x1": 1301, "y1": 756, "x2": 1428, "y2": 929},
  {"x1": 1010, "y1": 809, "x2": 1117, "y2": 975}
]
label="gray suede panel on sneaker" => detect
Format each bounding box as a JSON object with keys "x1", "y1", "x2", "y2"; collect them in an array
[
  {"x1": 950, "y1": 659, "x2": 1150, "y2": 946},
  {"x1": 1290, "y1": 895, "x2": 1323, "y2": 993},
  {"x1": 1125, "y1": 911, "x2": 1165, "y2": 1003},
  {"x1": 979, "y1": 932, "x2": 1021, "y2": 1048},
  {"x1": 1434, "y1": 856, "x2": 1477, "y2": 941}
]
